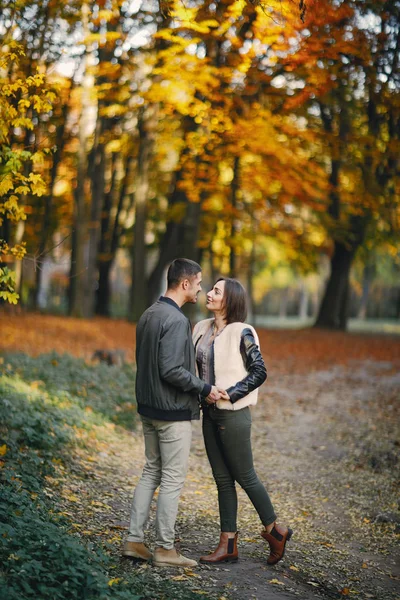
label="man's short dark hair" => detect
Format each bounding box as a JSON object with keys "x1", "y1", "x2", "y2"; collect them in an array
[
  {"x1": 216, "y1": 277, "x2": 248, "y2": 323},
  {"x1": 167, "y1": 258, "x2": 202, "y2": 289}
]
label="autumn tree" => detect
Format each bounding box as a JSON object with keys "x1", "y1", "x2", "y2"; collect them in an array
[
  {"x1": 311, "y1": 0, "x2": 400, "y2": 329},
  {"x1": 131, "y1": 0, "x2": 329, "y2": 315},
  {"x1": 1, "y1": 0, "x2": 80, "y2": 307},
  {"x1": 0, "y1": 40, "x2": 55, "y2": 304}
]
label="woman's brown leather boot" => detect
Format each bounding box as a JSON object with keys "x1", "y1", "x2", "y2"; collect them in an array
[
  {"x1": 261, "y1": 523, "x2": 293, "y2": 565},
  {"x1": 199, "y1": 532, "x2": 238, "y2": 564}
]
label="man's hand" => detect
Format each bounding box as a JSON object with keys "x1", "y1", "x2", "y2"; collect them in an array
[
  {"x1": 207, "y1": 386, "x2": 220, "y2": 402},
  {"x1": 206, "y1": 386, "x2": 230, "y2": 404}
]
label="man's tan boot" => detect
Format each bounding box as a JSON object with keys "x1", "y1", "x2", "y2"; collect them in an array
[
  {"x1": 153, "y1": 547, "x2": 197, "y2": 568},
  {"x1": 122, "y1": 541, "x2": 152, "y2": 561}
]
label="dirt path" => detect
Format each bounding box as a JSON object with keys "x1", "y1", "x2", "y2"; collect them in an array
[{"x1": 61, "y1": 357, "x2": 399, "y2": 600}]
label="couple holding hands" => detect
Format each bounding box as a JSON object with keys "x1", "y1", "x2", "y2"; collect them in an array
[{"x1": 122, "y1": 259, "x2": 292, "y2": 568}]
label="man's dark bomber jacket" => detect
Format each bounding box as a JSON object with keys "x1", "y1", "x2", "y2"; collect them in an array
[{"x1": 135, "y1": 297, "x2": 211, "y2": 421}]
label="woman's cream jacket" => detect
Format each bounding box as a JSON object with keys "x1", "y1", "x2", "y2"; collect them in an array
[{"x1": 192, "y1": 318, "x2": 262, "y2": 411}]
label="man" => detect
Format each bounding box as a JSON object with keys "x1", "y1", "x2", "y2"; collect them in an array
[{"x1": 123, "y1": 258, "x2": 224, "y2": 568}]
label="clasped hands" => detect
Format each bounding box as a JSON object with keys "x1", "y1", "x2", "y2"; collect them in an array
[{"x1": 205, "y1": 386, "x2": 230, "y2": 405}]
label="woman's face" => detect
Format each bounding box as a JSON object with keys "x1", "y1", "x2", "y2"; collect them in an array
[{"x1": 206, "y1": 280, "x2": 225, "y2": 314}]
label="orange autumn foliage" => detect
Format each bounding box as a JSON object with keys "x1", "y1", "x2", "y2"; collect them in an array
[{"x1": 0, "y1": 313, "x2": 399, "y2": 374}]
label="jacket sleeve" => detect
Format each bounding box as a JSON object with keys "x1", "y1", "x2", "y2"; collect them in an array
[
  {"x1": 225, "y1": 328, "x2": 267, "y2": 403},
  {"x1": 159, "y1": 319, "x2": 211, "y2": 396}
]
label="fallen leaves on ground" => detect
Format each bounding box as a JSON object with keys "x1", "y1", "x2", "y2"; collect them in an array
[
  {"x1": 1, "y1": 313, "x2": 399, "y2": 600},
  {"x1": 1, "y1": 312, "x2": 400, "y2": 374}
]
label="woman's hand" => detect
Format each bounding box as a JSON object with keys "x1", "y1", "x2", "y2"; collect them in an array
[{"x1": 206, "y1": 388, "x2": 230, "y2": 404}]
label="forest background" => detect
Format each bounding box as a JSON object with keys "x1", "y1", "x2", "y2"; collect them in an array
[
  {"x1": 1, "y1": 3, "x2": 400, "y2": 600},
  {"x1": 0, "y1": 0, "x2": 399, "y2": 329}
]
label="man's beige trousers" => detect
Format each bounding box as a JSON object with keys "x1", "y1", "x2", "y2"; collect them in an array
[{"x1": 127, "y1": 416, "x2": 192, "y2": 549}]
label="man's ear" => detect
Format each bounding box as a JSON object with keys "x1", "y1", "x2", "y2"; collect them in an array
[{"x1": 182, "y1": 278, "x2": 189, "y2": 290}]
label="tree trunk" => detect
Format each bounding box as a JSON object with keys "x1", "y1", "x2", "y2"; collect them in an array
[
  {"x1": 396, "y1": 288, "x2": 400, "y2": 320},
  {"x1": 96, "y1": 259, "x2": 112, "y2": 316},
  {"x1": 315, "y1": 241, "x2": 355, "y2": 330},
  {"x1": 129, "y1": 109, "x2": 156, "y2": 321},
  {"x1": 146, "y1": 167, "x2": 195, "y2": 305},
  {"x1": 299, "y1": 284, "x2": 309, "y2": 320},
  {"x1": 179, "y1": 201, "x2": 202, "y2": 322},
  {"x1": 146, "y1": 220, "x2": 180, "y2": 305},
  {"x1": 279, "y1": 288, "x2": 289, "y2": 319},
  {"x1": 247, "y1": 238, "x2": 256, "y2": 325},
  {"x1": 68, "y1": 2, "x2": 91, "y2": 317},
  {"x1": 357, "y1": 261, "x2": 376, "y2": 319},
  {"x1": 33, "y1": 109, "x2": 68, "y2": 310},
  {"x1": 229, "y1": 156, "x2": 240, "y2": 278},
  {"x1": 315, "y1": 213, "x2": 368, "y2": 330},
  {"x1": 146, "y1": 114, "x2": 201, "y2": 306},
  {"x1": 85, "y1": 141, "x2": 105, "y2": 317},
  {"x1": 13, "y1": 219, "x2": 26, "y2": 298},
  {"x1": 209, "y1": 246, "x2": 217, "y2": 286},
  {"x1": 14, "y1": 126, "x2": 33, "y2": 301},
  {"x1": 95, "y1": 153, "x2": 133, "y2": 316},
  {"x1": 180, "y1": 200, "x2": 202, "y2": 262}
]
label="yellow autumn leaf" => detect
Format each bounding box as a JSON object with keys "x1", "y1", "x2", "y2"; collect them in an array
[
  {"x1": 31, "y1": 151, "x2": 45, "y2": 166},
  {"x1": 0, "y1": 445, "x2": 7, "y2": 456},
  {"x1": 65, "y1": 494, "x2": 80, "y2": 502},
  {"x1": 183, "y1": 569, "x2": 201, "y2": 578},
  {"x1": 0, "y1": 174, "x2": 14, "y2": 196},
  {"x1": 268, "y1": 578, "x2": 285, "y2": 585},
  {"x1": 289, "y1": 565, "x2": 299, "y2": 571},
  {"x1": 0, "y1": 291, "x2": 19, "y2": 304},
  {"x1": 107, "y1": 535, "x2": 122, "y2": 543},
  {"x1": 12, "y1": 117, "x2": 34, "y2": 129},
  {"x1": 108, "y1": 578, "x2": 122, "y2": 586},
  {"x1": 13, "y1": 185, "x2": 30, "y2": 195},
  {"x1": 170, "y1": 575, "x2": 188, "y2": 581},
  {"x1": 18, "y1": 99, "x2": 30, "y2": 109},
  {"x1": 30, "y1": 381, "x2": 43, "y2": 389},
  {"x1": 28, "y1": 173, "x2": 47, "y2": 197}
]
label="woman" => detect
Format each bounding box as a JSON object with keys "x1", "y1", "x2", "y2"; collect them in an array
[{"x1": 193, "y1": 277, "x2": 292, "y2": 565}]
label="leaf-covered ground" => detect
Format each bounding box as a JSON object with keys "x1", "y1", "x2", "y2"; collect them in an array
[{"x1": 1, "y1": 313, "x2": 399, "y2": 600}]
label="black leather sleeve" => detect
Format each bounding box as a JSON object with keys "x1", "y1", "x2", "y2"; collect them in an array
[{"x1": 225, "y1": 328, "x2": 267, "y2": 403}]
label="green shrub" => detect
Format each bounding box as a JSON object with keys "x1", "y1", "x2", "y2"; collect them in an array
[
  {"x1": 0, "y1": 373, "x2": 140, "y2": 600},
  {"x1": 0, "y1": 355, "x2": 216, "y2": 600},
  {"x1": 1, "y1": 352, "x2": 137, "y2": 429},
  {"x1": 0, "y1": 483, "x2": 136, "y2": 600}
]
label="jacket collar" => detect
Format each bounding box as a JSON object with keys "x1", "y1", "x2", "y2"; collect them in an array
[{"x1": 159, "y1": 296, "x2": 183, "y2": 314}]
